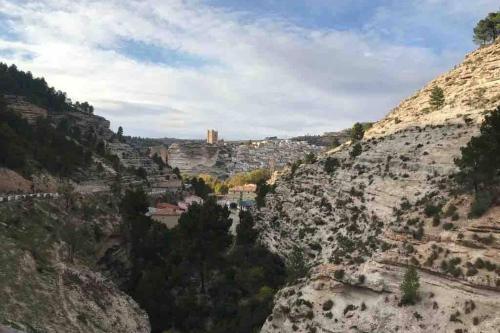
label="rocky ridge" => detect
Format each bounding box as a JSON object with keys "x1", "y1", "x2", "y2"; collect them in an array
[{"x1": 258, "y1": 41, "x2": 500, "y2": 332}]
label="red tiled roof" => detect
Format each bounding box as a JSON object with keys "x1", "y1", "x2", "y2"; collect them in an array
[{"x1": 156, "y1": 202, "x2": 180, "y2": 209}]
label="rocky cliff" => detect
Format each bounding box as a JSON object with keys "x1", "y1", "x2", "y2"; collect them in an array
[
  {"x1": 0, "y1": 197, "x2": 150, "y2": 333},
  {"x1": 257, "y1": 41, "x2": 500, "y2": 332}
]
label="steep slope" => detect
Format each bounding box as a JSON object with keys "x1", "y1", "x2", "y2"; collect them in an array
[
  {"x1": 0, "y1": 197, "x2": 150, "y2": 333},
  {"x1": 258, "y1": 41, "x2": 500, "y2": 332}
]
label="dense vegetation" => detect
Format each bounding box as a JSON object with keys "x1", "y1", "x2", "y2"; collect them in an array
[
  {"x1": 191, "y1": 169, "x2": 271, "y2": 196},
  {"x1": 473, "y1": 11, "x2": 500, "y2": 45},
  {"x1": 0, "y1": 63, "x2": 93, "y2": 113},
  {"x1": 455, "y1": 106, "x2": 500, "y2": 217},
  {"x1": 0, "y1": 98, "x2": 92, "y2": 176},
  {"x1": 121, "y1": 188, "x2": 286, "y2": 333}
]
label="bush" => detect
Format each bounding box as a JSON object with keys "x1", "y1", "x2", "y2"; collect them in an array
[
  {"x1": 350, "y1": 143, "x2": 362, "y2": 158},
  {"x1": 469, "y1": 191, "x2": 493, "y2": 218},
  {"x1": 343, "y1": 304, "x2": 357, "y2": 315},
  {"x1": 424, "y1": 204, "x2": 441, "y2": 217},
  {"x1": 466, "y1": 266, "x2": 478, "y2": 276},
  {"x1": 400, "y1": 266, "x2": 420, "y2": 305},
  {"x1": 350, "y1": 123, "x2": 365, "y2": 142},
  {"x1": 324, "y1": 157, "x2": 340, "y2": 174},
  {"x1": 304, "y1": 152, "x2": 317, "y2": 164},
  {"x1": 443, "y1": 222, "x2": 454, "y2": 230},
  {"x1": 286, "y1": 246, "x2": 309, "y2": 282},
  {"x1": 429, "y1": 86, "x2": 445, "y2": 110},
  {"x1": 322, "y1": 300, "x2": 334, "y2": 311},
  {"x1": 334, "y1": 269, "x2": 345, "y2": 280}
]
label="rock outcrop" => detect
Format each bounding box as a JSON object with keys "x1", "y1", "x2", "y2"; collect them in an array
[
  {"x1": 0, "y1": 198, "x2": 150, "y2": 333},
  {"x1": 258, "y1": 41, "x2": 500, "y2": 332}
]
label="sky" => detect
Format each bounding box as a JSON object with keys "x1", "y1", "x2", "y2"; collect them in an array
[{"x1": 0, "y1": 0, "x2": 498, "y2": 140}]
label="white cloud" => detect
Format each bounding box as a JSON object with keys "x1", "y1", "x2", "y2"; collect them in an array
[{"x1": 0, "y1": 0, "x2": 494, "y2": 139}]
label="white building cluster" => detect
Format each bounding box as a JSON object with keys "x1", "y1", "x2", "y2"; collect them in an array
[{"x1": 229, "y1": 139, "x2": 323, "y2": 174}]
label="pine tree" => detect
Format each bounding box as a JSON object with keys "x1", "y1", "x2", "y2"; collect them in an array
[
  {"x1": 351, "y1": 122, "x2": 365, "y2": 142},
  {"x1": 455, "y1": 106, "x2": 500, "y2": 192},
  {"x1": 350, "y1": 143, "x2": 362, "y2": 158},
  {"x1": 400, "y1": 266, "x2": 420, "y2": 305},
  {"x1": 429, "y1": 86, "x2": 445, "y2": 110},
  {"x1": 473, "y1": 12, "x2": 500, "y2": 45},
  {"x1": 324, "y1": 157, "x2": 340, "y2": 174},
  {"x1": 236, "y1": 210, "x2": 257, "y2": 246},
  {"x1": 177, "y1": 198, "x2": 232, "y2": 292},
  {"x1": 117, "y1": 126, "x2": 124, "y2": 142}
]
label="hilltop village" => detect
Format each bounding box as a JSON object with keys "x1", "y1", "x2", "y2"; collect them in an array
[{"x1": 0, "y1": 92, "x2": 325, "y2": 231}]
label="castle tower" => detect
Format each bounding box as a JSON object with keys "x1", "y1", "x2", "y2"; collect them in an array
[{"x1": 207, "y1": 129, "x2": 218, "y2": 144}]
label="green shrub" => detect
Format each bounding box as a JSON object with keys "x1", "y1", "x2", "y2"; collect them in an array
[
  {"x1": 304, "y1": 152, "x2": 317, "y2": 164},
  {"x1": 350, "y1": 143, "x2": 362, "y2": 158},
  {"x1": 322, "y1": 300, "x2": 334, "y2": 311},
  {"x1": 324, "y1": 157, "x2": 340, "y2": 174},
  {"x1": 429, "y1": 86, "x2": 445, "y2": 110},
  {"x1": 443, "y1": 222, "x2": 454, "y2": 230},
  {"x1": 334, "y1": 269, "x2": 345, "y2": 280},
  {"x1": 474, "y1": 258, "x2": 485, "y2": 269},
  {"x1": 400, "y1": 266, "x2": 420, "y2": 305},
  {"x1": 350, "y1": 122, "x2": 365, "y2": 142},
  {"x1": 469, "y1": 191, "x2": 493, "y2": 218},
  {"x1": 424, "y1": 204, "x2": 441, "y2": 217}
]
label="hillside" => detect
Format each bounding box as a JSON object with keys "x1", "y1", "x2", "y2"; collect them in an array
[
  {"x1": 257, "y1": 41, "x2": 500, "y2": 332},
  {"x1": 0, "y1": 195, "x2": 150, "y2": 333}
]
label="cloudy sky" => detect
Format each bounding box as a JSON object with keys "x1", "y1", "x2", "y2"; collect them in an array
[{"x1": 0, "y1": 0, "x2": 498, "y2": 139}]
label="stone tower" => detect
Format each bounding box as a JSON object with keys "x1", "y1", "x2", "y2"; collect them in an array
[{"x1": 207, "y1": 129, "x2": 218, "y2": 144}]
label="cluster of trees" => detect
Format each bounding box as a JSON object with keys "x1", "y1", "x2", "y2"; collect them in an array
[
  {"x1": 226, "y1": 169, "x2": 271, "y2": 188},
  {"x1": 0, "y1": 99, "x2": 92, "y2": 176},
  {"x1": 455, "y1": 106, "x2": 500, "y2": 217},
  {"x1": 473, "y1": 11, "x2": 500, "y2": 45},
  {"x1": 120, "y1": 188, "x2": 286, "y2": 333},
  {"x1": 0, "y1": 63, "x2": 93, "y2": 113},
  {"x1": 189, "y1": 177, "x2": 214, "y2": 199},
  {"x1": 190, "y1": 169, "x2": 272, "y2": 196}
]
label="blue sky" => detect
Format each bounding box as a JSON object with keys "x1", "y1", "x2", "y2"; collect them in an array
[{"x1": 0, "y1": 0, "x2": 498, "y2": 139}]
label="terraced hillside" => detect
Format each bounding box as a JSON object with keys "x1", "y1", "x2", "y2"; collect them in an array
[{"x1": 257, "y1": 41, "x2": 500, "y2": 332}]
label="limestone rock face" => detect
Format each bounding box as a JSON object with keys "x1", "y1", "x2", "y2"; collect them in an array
[
  {"x1": 258, "y1": 41, "x2": 500, "y2": 332},
  {"x1": 0, "y1": 200, "x2": 150, "y2": 333}
]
